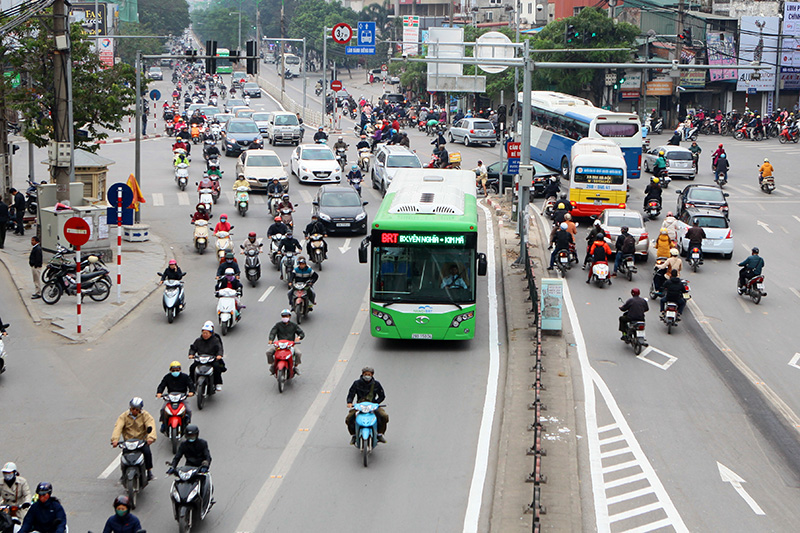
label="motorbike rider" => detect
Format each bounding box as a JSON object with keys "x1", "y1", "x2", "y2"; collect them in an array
[
  {"x1": 266, "y1": 178, "x2": 284, "y2": 196},
  {"x1": 684, "y1": 220, "x2": 706, "y2": 263},
  {"x1": 156, "y1": 361, "x2": 195, "y2": 432},
  {"x1": 547, "y1": 222, "x2": 574, "y2": 271},
  {"x1": 190, "y1": 203, "x2": 211, "y2": 223},
  {"x1": 612, "y1": 226, "x2": 636, "y2": 277},
  {"x1": 643, "y1": 177, "x2": 662, "y2": 209},
  {"x1": 653, "y1": 150, "x2": 667, "y2": 178},
  {"x1": 473, "y1": 160, "x2": 488, "y2": 196},
  {"x1": 711, "y1": 143, "x2": 725, "y2": 166},
  {"x1": 159, "y1": 259, "x2": 184, "y2": 285},
  {"x1": 276, "y1": 194, "x2": 294, "y2": 218},
  {"x1": 347, "y1": 164, "x2": 363, "y2": 191},
  {"x1": 188, "y1": 321, "x2": 225, "y2": 392},
  {"x1": 586, "y1": 234, "x2": 612, "y2": 284},
  {"x1": 552, "y1": 195, "x2": 572, "y2": 224},
  {"x1": 333, "y1": 136, "x2": 348, "y2": 152},
  {"x1": 542, "y1": 176, "x2": 560, "y2": 203},
  {"x1": 268, "y1": 216, "x2": 289, "y2": 238},
  {"x1": 356, "y1": 135, "x2": 371, "y2": 151},
  {"x1": 431, "y1": 131, "x2": 447, "y2": 148},
  {"x1": 660, "y1": 270, "x2": 687, "y2": 316},
  {"x1": 240, "y1": 232, "x2": 261, "y2": 254},
  {"x1": 758, "y1": 158, "x2": 774, "y2": 185},
  {"x1": 714, "y1": 153, "x2": 729, "y2": 183},
  {"x1": 266, "y1": 309, "x2": 305, "y2": 375},
  {"x1": 215, "y1": 252, "x2": 240, "y2": 279},
  {"x1": 203, "y1": 140, "x2": 220, "y2": 161},
  {"x1": 654, "y1": 248, "x2": 681, "y2": 293},
  {"x1": 619, "y1": 288, "x2": 649, "y2": 341},
  {"x1": 748, "y1": 114, "x2": 764, "y2": 138},
  {"x1": 667, "y1": 129, "x2": 681, "y2": 146},
  {"x1": 18, "y1": 482, "x2": 66, "y2": 533},
  {"x1": 583, "y1": 220, "x2": 605, "y2": 268},
  {"x1": 232, "y1": 175, "x2": 250, "y2": 191},
  {"x1": 654, "y1": 228, "x2": 673, "y2": 258},
  {"x1": 278, "y1": 231, "x2": 302, "y2": 280},
  {"x1": 689, "y1": 141, "x2": 702, "y2": 169},
  {"x1": 738, "y1": 247, "x2": 765, "y2": 294},
  {"x1": 1, "y1": 462, "x2": 31, "y2": 520},
  {"x1": 661, "y1": 212, "x2": 679, "y2": 243},
  {"x1": 216, "y1": 267, "x2": 243, "y2": 295},
  {"x1": 206, "y1": 161, "x2": 223, "y2": 181},
  {"x1": 175, "y1": 127, "x2": 192, "y2": 154},
  {"x1": 213, "y1": 213, "x2": 232, "y2": 235},
  {"x1": 110, "y1": 398, "x2": 157, "y2": 482},
  {"x1": 346, "y1": 367, "x2": 388, "y2": 444},
  {"x1": 173, "y1": 149, "x2": 190, "y2": 167},
  {"x1": 304, "y1": 215, "x2": 329, "y2": 258},
  {"x1": 288, "y1": 256, "x2": 318, "y2": 309},
  {"x1": 102, "y1": 495, "x2": 142, "y2": 533},
  {"x1": 313, "y1": 127, "x2": 328, "y2": 143},
  {"x1": 167, "y1": 424, "x2": 212, "y2": 503}
]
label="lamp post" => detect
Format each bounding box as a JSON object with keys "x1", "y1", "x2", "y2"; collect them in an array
[{"x1": 229, "y1": 10, "x2": 242, "y2": 52}]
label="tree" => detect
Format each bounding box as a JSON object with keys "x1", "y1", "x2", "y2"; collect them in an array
[
  {"x1": 116, "y1": 22, "x2": 164, "y2": 65},
  {"x1": 191, "y1": 2, "x2": 242, "y2": 49},
  {"x1": 138, "y1": 0, "x2": 190, "y2": 36},
  {"x1": 3, "y1": 17, "x2": 138, "y2": 151}
]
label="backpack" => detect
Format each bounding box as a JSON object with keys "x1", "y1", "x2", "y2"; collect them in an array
[{"x1": 622, "y1": 234, "x2": 636, "y2": 254}]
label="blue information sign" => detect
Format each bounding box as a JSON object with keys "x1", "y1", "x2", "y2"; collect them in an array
[
  {"x1": 346, "y1": 46, "x2": 376, "y2": 55},
  {"x1": 357, "y1": 22, "x2": 376, "y2": 46},
  {"x1": 149, "y1": 89, "x2": 161, "y2": 101},
  {"x1": 507, "y1": 158, "x2": 520, "y2": 175},
  {"x1": 107, "y1": 183, "x2": 134, "y2": 209}
]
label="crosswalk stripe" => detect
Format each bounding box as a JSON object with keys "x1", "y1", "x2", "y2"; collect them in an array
[
  {"x1": 177, "y1": 192, "x2": 190, "y2": 205},
  {"x1": 738, "y1": 184, "x2": 759, "y2": 192},
  {"x1": 299, "y1": 190, "x2": 313, "y2": 203},
  {"x1": 152, "y1": 193, "x2": 164, "y2": 206},
  {"x1": 783, "y1": 185, "x2": 800, "y2": 194}
]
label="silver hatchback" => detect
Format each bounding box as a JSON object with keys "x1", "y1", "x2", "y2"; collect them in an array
[
  {"x1": 448, "y1": 118, "x2": 496, "y2": 147},
  {"x1": 642, "y1": 145, "x2": 696, "y2": 180}
]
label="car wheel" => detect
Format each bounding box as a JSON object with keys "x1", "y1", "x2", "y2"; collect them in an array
[
  {"x1": 464, "y1": 136, "x2": 471, "y2": 147},
  {"x1": 490, "y1": 143, "x2": 496, "y2": 148},
  {"x1": 449, "y1": 133, "x2": 454, "y2": 143},
  {"x1": 644, "y1": 161, "x2": 650, "y2": 172},
  {"x1": 723, "y1": 252, "x2": 732, "y2": 260}
]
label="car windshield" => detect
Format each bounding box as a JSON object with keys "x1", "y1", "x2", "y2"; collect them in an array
[
  {"x1": 694, "y1": 216, "x2": 728, "y2": 228},
  {"x1": 236, "y1": 110, "x2": 254, "y2": 118},
  {"x1": 472, "y1": 122, "x2": 493, "y2": 130},
  {"x1": 228, "y1": 121, "x2": 259, "y2": 134},
  {"x1": 606, "y1": 215, "x2": 643, "y2": 229},
  {"x1": 275, "y1": 115, "x2": 299, "y2": 126},
  {"x1": 667, "y1": 151, "x2": 693, "y2": 161},
  {"x1": 320, "y1": 191, "x2": 362, "y2": 207},
  {"x1": 149, "y1": 67, "x2": 161, "y2": 72},
  {"x1": 688, "y1": 188, "x2": 724, "y2": 202},
  {"x1": 247, "y1": 155, "x2": 281, "y2": 167},
  {"x1": 302, "y1": 148, "x2": 334, "y2": 160},
  {"x1": 252, "y1": 113, "x2": 271, "y2": 121},
  {"x1": 387, "y1": 155, "x2": 421, "y2": 168}
]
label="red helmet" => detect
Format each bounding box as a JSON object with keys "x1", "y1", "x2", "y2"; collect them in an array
[
  {"x1": 248, "y1": 231, "x2": 256, "y2": 238},
  {"x1": 631, "y1": 288, "x2": 640, "y2": 297},
  {"x1": 718, "y1": 143, "x2": 723, "y2": 148},
  {"x1": 274, "y1": 216, "x2": 282, "y2": 222}
]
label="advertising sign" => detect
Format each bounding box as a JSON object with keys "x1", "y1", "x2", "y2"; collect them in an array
[
  {"x1": 679, "y1": 70, "x2": 706, "y2": 89},
  {"x1": 707, "y1": 32, "x2": 737, "y2": 81},
  {"x1": 98, "y1": 37, "x2": 114, "y2": 68},
  {"x1": 403, "y1": 16, "x2": 420, "y2": 56},
  {"x1": 646, "y1": 78, "x2": 674, "y2": 96},
  {"x1": 782, "y1": 3, "x2": 800, "y2": 67},
  {"x1": 737, "y1": 16, "x2": 779, "y2": 92},
  {"x1": 70, "y1": 3, "x2": 107, "y2": 36}
]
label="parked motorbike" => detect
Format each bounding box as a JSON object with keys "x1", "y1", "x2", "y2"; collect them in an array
[
  {"x1": 739, "y1": 274, "x2": 766, "y2": 305},
  {"x1": 215, "y1": 286, "x2": 241, "y2": 335},
  {"x1": 158, "y1": 272, "x2": 186, "y2": 323},
  {"x1": 272, "y1": 339, "x2": 298, "y2": 393},
  {"x1": 42, "y1": 246, "x2": 107, "y2": 283},
  {"x1": 617, "y1": 253, "x2": 637, "y2": 281},
  {"x1": 162, "y1": 392, "x2": 188, "y2": 454},
  {"x1": 175, "y1": 163, "x2": 189, "y2": 191},
  {"x1": 589, "y1": 261, "x2": 611, "y2": 288},
  {"x1": 291, "y1": 280, "x2": 312, "y2": 324},
  {"x1": 41, "y1": 268, "x2": 111, "y2": 305},
  {"x1": 243, "y1": 247, "x2": 262, "y2": 286},
  {"x1": 235, "y1": 186, "x2": 250, "y2": 217},
  {"x1": 778, "y1": 123, "x2": 799, "y2": 143},
  {"x1": 118, "y1": 438, "x2": 151, "y2": 508},
  {"x1": 214, "y1": 230, "x2": 234, "y2": 260},
  {"x1": 646, "y1": 199, "x2": 661, "y2": 220},
  {"x1": 25, "y1": 180, "x2": 38, "y2": 215},
  {"x1": 308, "y1": 234, "x2": 326, "y2": 270},
  {"x1": 352, "y1": 402, "x2": 385, "y2": 467},
  {"x1": 193, "y1": 219, "x2": 210, "y2": 255},
  {"x1": 167, "y1": 464, "x2": 214, "y2": 532}
]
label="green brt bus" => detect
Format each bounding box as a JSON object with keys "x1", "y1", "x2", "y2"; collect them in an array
[
  {"x1": 216, "y1": 48, "x2": 232, "y2": 74},
  {"x1": 358, "y1": 169, "x2": 487, "y2": 340}
]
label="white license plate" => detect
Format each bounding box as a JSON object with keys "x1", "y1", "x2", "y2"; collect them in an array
[
  {"x1": 636, "y1": 330, "x2": 646, "y2": 337},
  {"x1": 336, "y1": 222, "x2": 350, "y2": 227},
  {"x1": 666, "y1": 311, "x2": 676, "y2": 319},
  {"x1": 692, "y1": 253, "x2": 699, "y2": 259},
  {"x1": 560, "y1": 257, "x2": 568, "y2": 263},
  {"x1": 593, "y1": 199, "x2": 603, "y2": 205},
  {"x1": 412, "y1": 333, "x2": 433, "y2": 340},
  {"x1": 757, "y1": 284, "x2": 764, "y2": 290}
]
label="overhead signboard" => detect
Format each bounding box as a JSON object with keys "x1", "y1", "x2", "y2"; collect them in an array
[
  {"x1": 70, "y1": 3, "x2": 107, "y2": 36},
  {"x1": 357, "y1": 21, "x2": 376, "y2": 47},
  {"x1": 426, "y1": 27, "x2": 485, "y2": 93},
  {"x1": 707, "y1": 32, "x2": 737, "y2": 82},
  {"x1": 475, "y1": 32, "x2": 513, "y2": 74},
  {"x1": 737, "y1": 16, "x2": 779, "y2": 92}
]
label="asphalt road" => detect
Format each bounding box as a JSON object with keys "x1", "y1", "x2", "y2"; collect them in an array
[{"x1": 1, "y1": 75, "x2": 508, "y2": 532}]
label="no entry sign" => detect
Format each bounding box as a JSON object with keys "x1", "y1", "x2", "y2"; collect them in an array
[
  {"x1": 63, "y1": 217, "x2": 91, "y2": 247},
  {"x1": 331, "y1": 80, "x2": 342, "y2": 91}
]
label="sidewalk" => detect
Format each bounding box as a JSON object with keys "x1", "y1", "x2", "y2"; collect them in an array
[
  {"x1": 488, "y1": 194, "x2": 582, "y2": 532},
  {"x1": 0, "y1": 230, "x2": 168, "y2": 343}
]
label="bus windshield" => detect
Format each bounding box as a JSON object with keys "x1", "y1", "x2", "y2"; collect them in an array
[
  {"x1": 285, "y1": 55, "x2": 300, "y2": 65},
  {"x1": 595, "y1": 123, "x2": 639, "y2": 137},
  {"x1": 372, "y1": 245, "x2": 475, "y2": 304}
]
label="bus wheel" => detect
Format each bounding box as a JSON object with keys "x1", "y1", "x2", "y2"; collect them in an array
[{"x1": 560, "y1": 158, "x2": 569, "y2": 179}]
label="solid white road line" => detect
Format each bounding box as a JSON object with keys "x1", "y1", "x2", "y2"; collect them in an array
[
  {"x1": 462, "y1": 202, "x2": 501, "y2": 533},
  {"x1": 793, "y1": 215, "x2": 800, "y2": 225},
  {"x1": 790, "y1": 287, "x2": 800, "y2": 301},
  {"x1": 736, "y1": 298, "x2": 752, "y2": 314},
  {"x1": 177, "y1": 192, "x2": 190, "y2": 205},
  {"x1": 98, "y1": 455, "x2": 120, "y2": 479},
  {"x1": 152, "y1": 193, "x2": 164, "y2": 206},
  {"x1": 258, "y1": 285, "x2": 275, "y2": 303},
  {"x1": 235, "y1": 288, "x2": 371, "y2": 533}
]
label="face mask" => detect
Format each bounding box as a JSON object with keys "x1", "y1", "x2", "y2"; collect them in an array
[
  {"x1": 221, "y1": 218, "x2": 227, "y2": 223},
  {"x1": 362, "y1": 375, "x2": 373, "y2": 382},
  {"x1": 171, "y1": 371, "x2": 181, "y2": 378},
  {"x1": 281, "y1": 317, "x2": 290, "y2": 323},
  {"x1": 226, "y1": 275, "x2": 235, "y2": 282},
  {"x1": 188, "y1": 437, "x2": 197, "y2": 442},
  {"x1": 116, "y1": 509, "x2": 128, "y2": 517},
  {"x1": 3, "y1": 474, "x2": 15, "y2": 483}
]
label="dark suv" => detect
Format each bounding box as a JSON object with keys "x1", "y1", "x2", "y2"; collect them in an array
[
  {"x1": 380, "y1": 93, "x2": 406, "y2": 107},
  {"x1": 222, "y1": 119, "x2": 264, "y2": 156},
  {"x1": 676, "y1": 184, "x2": 729, "y2": 219}
]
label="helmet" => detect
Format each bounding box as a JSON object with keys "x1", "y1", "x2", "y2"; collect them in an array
[
  {"x1": 2, "y1": 462, "x2": 17, "y2": 474},
  {"x1": 631, "y1": 288, "x2": 640, "y2": 297},
  {"x1": 169, "y1": 361, "x2": 181, "y2": 370},
  {"x1": 352, "y1": 164, "x2": 358, "y2": 170},
  {"x1": 129, "y1": 397, "x2": 144, "y2": 410},
  {"x1": 113, "y1": 495, "x2": 132, "y2": 510},
  {"x1": 621, "y1": 226, "x2": 628, "y2": 233},
  {"x1": 36, "y1": 482, "x2": 52, "y2": 496},
  {"x1": 594, "y1": 219, "x2": 601, "y2": 227},
  {"x1": 360, "y1": 135, "x2": 366, "y2": 139},
  {"x1": 297, "y1": 256, "x2": 307, "y2": 264},
  {"x1": 280, "y1": 309, "x2": 292, "y2": 316},
  {"x1": 248, "y1": 231, "x2": 256, "y2": 238},
  {"x1": 719, "y1": 143, "x2": 723, "y2": 148},
  {"x1": 282, "y1": 194, "x2": 290, "y2": 199},
  {"x1": 202, "y1": 321, "x2": 214, "y2": 332},
  {"x1": 185, "y1": 424, "x2": 199, "y2": 439},
  {"x1": 361, "y1": 366, "x2": 375, "y2": 374},
  {"x1": 338, "y1": 136, "x2": 343, "y2": 141},
  {"x1": 667, "y1": 211, "x2": 673, "y2": 217},
  {"x1": 564, "y1": 213, "x2": 572, "y2": 221},
  {"x1": 225, "y1": 251, "x2": 234, "y2": 259},
  {"x1": 88, "y1": 255, "x2": 99, "y2": 264},
  {"x1": 652, "y1": 177, "x2": 659, "y2": 184},
  {"x1": 658, "y1": 150, "x2": 665, "y2": 156},
  {"x1": 274, "y1": 216, "x2": 282, "y2": 222},
  {"x1": 169, "y1": 259, "x2": 177, "y2": 265},
  {"x1": 560, "y1": 222, "x2": 568, "y2": 230},
  {"x1": 764, "y1": 158, "x2": 769, "y2": 163},
  {"x1": 752, "y1": 247, "x2": 759, "y2": 254},
  {"x1": 670, "y1": 248, "x2": 679, "y2": 256},
  {"x1": 220, "y1": 213, "x2": 228, "y2": 220},
  {"x1": 224, "y1": 267, "x2": 235, "y2": 276}
]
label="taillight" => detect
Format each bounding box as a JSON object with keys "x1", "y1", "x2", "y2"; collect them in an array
[
  {"x1": 638, "y1": 154, "x2": 642, "y2": 168},
  {"x1": 636, "y1": 323, "x2": 646, "y2": 330},
  {"x1": 725, "y1": 229, "x2": 732, "y2": 239},
  {"x1": 470, "y1": 129, "x2": 475, "y2": 134},
  {"x1": 570, "y1": 201, "x2": 576, "y2": 206},
  {"x1": 639, "y1": 232, "x2": 648, "y2": 241},
  {"x1": 618, "y1": 203, "x2": 625, "y2": 208}
]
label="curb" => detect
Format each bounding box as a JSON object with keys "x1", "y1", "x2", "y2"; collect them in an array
[
  {"x1": 94, "y1": 134, "x2": 164, "y2": 145},
  {"x1": 0, "y1": 250, "x2": 42, "y2": 326}
]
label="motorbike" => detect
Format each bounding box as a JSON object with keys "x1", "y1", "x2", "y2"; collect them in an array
[
  {"x1": 243, "y1": 246, "x2": 262, "y2": 286},
  {"x1": 209, "y1": 122, "x2": 222, "y2": 141},
  {"x1": 166, "y1": 122, "x2": 175, "y2": 136},
  {"x1": 617, "y1": 253, "x2": 637, "y2": 281},
  {"x1": 715, "y1": 171, "x2": 728, "y2": 188},
  {"x1": 25, "y1": 179, "x2": 38, "y2": 215},
  {"x1": 268, "y1": 193, "x2": 282, "y2": 217},
  {"x1": 555, "y1": 248, "x2": 571, "y2": 276},
  {"x1": 739, "y1": 274, "x2": 766, "y2": 305},
  {"x1": 167, "y1": 464, "x2": 214, "y2": 532},
  {"x1": 0, "y1": 503, "x2": 24, "y2": 532},
  {"x1": 0, "y1": 327, "x2": 7, "y2": 375},
  {"x1": 118, "y1": 438, "x2": 151, "y2": 508},
  {"x1": 622, "y1": 317, "x2": 648, "y2": 355},
  {"x1": 778, "y1": 123, "x2": 799, "y2": 143},
  {"x1": 335, "y1": 147, "x2": 348, "y2": 172},
  {"x1": 352, "y1": 402, "x2": 385, "y2": 467},
  {"x1": 291, "y1": 279, "x2": 312, "y2": 323},
  {"x1": 162, "y1": 392, "x2": 189, "y2": 454},
  {"x1": 687, "y1": 246, "x2": 702, "y2": 272},
  {"x1": 193, "y1": 354, "x2": 217, "y2": 409},
  {"x1": 649, "y1": 258, "x2": 667, "y2": 299},
  {"x1": 543, "y1": 198, "x2": 555, "y2": 219},
  {"x1": 214, "y1": 230, "x2": 234, "y2": 259},
  {"x1": 41, "y1": 268, "x2": 111, "y2": 305},
  {"x1": 235, "y1": 186, "x2": 250, "y2": 217},
  {"x1": 193, "y1": 219, "x2": 210, "y2": 255},
  {"x1": 202, "y1": 174, "x2": 221, "y2": 204},
  {"x1": 734, "y1": 124, "x2": 764, "y2": 141},
  {"x1": 191, "y1": 130, "x2": 201, "y2": 145},
  {"x1": 661, "y1": 280, "x2": 691, "y2": 334},
  {"x1": 158, "y1": 273, "x2": 186, "y2": 323},
  {"x1": 279, "y1": 206, "x2": 294, "y2": 229},
  {"x1": 358, "y1": 147, "x2": 371, "y2": 173},
  {"x1": 282, "y1": 250, "x2": 297, "y2": 284},
  {"x1": 175, "y1": 162, "x2": 189, "y2": 191},
  {"x1": 43, "y1": 245, "x2": 107, "y2": 283},
  {"x1": 646, "y1": 199, "x2": 662, "y2": 220},
  {"x1": 270, "y1": 234, "x2": 284, "y2": 269},
  {"x1": 244, "y1": 94, "x2": 251, "y2": 106},
  {"x1": 589, "y1": 261, "x2": 612, "y2": 288},
  {"x1": 308, "y1": 233, "x2": 326, "y2": 270},
  {"x1": 216, "y1": 286, "x2": 241, "y2": 335},
  {"x1": 209, "y1": 95, "x2": 218, "y2": 106},
  {"x1": 272, "y1": 339, "x2": 298, "y2": 393},
  {"x1": 645, "y1": 116, "x2": 663, "y2": 135},
  {"x1": 198, "y1": 187, "x2": 214, "y2": 213},
  {"x1": 759, "y1": 174, "x2": 776, "y2": 194}
]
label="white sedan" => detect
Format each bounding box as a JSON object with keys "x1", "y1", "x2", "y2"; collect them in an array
[
  {"x1": 289, "y1": 144, "x2": 342, "y2": 184},
  {"x1": 676, "y1": 208, "x2": 734, "y2": 259}
]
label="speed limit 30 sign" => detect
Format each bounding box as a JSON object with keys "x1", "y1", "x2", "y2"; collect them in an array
[{"x1": 332, "y1": 23, "x2": 353, "y2": 45}]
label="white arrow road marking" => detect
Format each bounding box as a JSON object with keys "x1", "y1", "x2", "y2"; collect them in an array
[
  {"x1": 152, "y1": 193, "x2": 164, "y2": 206},
  {"x1": 98, "y1": 455, "x2": 121, "y2": 479},
  {"x1": 258, "y1": 285, "x2": 275, "y2": 303},
  {"x1": 338, "y1": 238, "x2": 352, "y2": 254},
  {"x1": 177, "y1": 192, "x2": 190, "y2": 205},
  {"x1": 717, "y1": 462, "x2": 765, "y2": 515},
  {"x1": 636, "y1": 346, "x2": 678, "y2": 370},
  {"x1": 756, "y1": 220, "x2": 773, "y2": 233},
  {"x1": 789, "y1": 353, "x2": 800, "y2": 370}
]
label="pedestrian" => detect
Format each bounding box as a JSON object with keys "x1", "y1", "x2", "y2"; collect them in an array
[
  {"x1": 142, "y1": 111, "x2": 148, "y2": 135},
  {"x1": 0, "y1": 196, "x2": 9, "y2": 248},
  {"x1": 10, "y1": 188, "x2": 25, "y2": 235},
  {"x1": 29, "y1": 235, "x2": 42, "y2": 299}
]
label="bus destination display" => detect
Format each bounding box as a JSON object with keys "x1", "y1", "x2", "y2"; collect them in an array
[
  {"x1": 376, "y1": 231, "x2": 468, "y2": 246},
  {"x1": 574, "y1": 166, "x2": 624, "y2": 185}
]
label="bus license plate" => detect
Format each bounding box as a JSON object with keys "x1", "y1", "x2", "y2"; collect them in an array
[
  {"x1": 412, "y1": 333, "x2": 433, "y2": 340},
  {"x1": 593, "y1": 199, "x2": 603, "y2": 205}
]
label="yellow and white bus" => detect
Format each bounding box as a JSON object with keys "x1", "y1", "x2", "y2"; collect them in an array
[{"x1": 568, "y1": 138, "x2": 627, "y2": 217}]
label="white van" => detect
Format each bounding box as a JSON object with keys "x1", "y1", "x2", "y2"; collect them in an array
[{"x1": 283, "y1": 54, "x2": 302, "y2": 77}]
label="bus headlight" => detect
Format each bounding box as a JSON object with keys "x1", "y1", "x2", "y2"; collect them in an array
[
  {"x1": 372, "y1": 308, "x2": 394, "y2": 326},
  {"x1": 450, "y1": 311, "x2": 474, "y2": 328}
]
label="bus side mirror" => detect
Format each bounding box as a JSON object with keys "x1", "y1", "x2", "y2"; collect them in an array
[
  {"x1": 358, "y1": 236, "x2": 370, "y2": 264},
  {"x1": 477, "y1": 253, "x2": 487, "y2": 276}
]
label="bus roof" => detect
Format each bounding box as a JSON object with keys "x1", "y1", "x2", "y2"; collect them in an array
[
  {"x1": 373, "y1": 169, "x2": 478, "y2": 232},
  {"x1": 571, "y1": 139, "x2": 626, "y2": 169},
  {"x1": 520, "y1": 91, "x2": 639, "y2": 124}
]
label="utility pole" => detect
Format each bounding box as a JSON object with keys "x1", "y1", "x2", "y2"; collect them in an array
[
  {"x1": 27, "y1": 73, "x2": 34, "y2": 182},
  {"x1": 775, "y1": 16, "x2": 784, "y2": 111},
  {"x1": 135, "y1": 50, "x2": 142, "y2": 223},
  {"x1": 0, "y1": 67, "x2": 10, "y2": 203},
  {"x1": 281, "y1": 0, "x2": 286, "y2": 100},
  {"x1": 322, "y1": 27, "x2": 328, "y2": 128},
  {"x1": 52, "y1": 0, "x2": 74, "y2": 202},
  {"x1": 674, "y1": 0, "x2": 684, "y2": 128},
  {"x1": 256, "y1": 0, "x2": 261, "y2": 64}
]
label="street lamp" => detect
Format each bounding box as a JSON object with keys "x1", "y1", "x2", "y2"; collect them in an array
[{"x1": 230, "y1": 10, "x2": 242, "y2": 52}]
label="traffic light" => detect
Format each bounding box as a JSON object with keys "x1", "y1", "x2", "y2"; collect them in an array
[
  {"x1": 677, "y1": 28, "x2": 692, "y2": 46},
  {"x1": 583, "y1": 30, "x2": 598, "y2": 44},
  {"x1": 246, "y1": 41, "x2": 258, "y2": 76},
  {"x1": 205, "y1": 40, "x2": 217, "y2": 74},
  {"x1": 565, "y1": 24, "x2": 579, "y2": 44},
  {"x1": 618, "y1": 69, "x2": 626, "y2": 85},
  {"x1": 185, "y1": 49, "x2": 198, "y2": 63}
]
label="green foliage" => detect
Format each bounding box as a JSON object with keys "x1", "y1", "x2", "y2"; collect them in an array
[
  {"x1": 2, "y1": 17, "x2": 138, "y2": 151},
  {"x1": 192, "y1": 2, "x2": 244, "y2": 49},
  {"x1": 116, "y1": 22, "x2": 165, "y2": 65},
  {"x1": 389, "y1": 61, "x2": 425, "y2": 94},
  {"x1": 138, "y1": 0, "x2": 190, "y2": 36},
  {"x1": 287, "y1": 0, "x2": 358, "y2": 64}
]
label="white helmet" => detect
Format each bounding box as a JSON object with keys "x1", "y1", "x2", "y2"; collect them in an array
[
  {"x1": 224, "y1": 267, "x2": 235, "y2": 275},
  {"x1": 202, "y1": 321, "x2": 214, "y2": 332},
  {"x1": 2, "y1": 462, "x2": 17, "y2": 473}
]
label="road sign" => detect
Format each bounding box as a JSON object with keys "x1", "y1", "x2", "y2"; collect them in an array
[
  {"x1": 332, "y1": 23, "x2": 353, "y2": 45},
  {"x1": 330, "y1": 80, "x2": 343, "y2": 91},
  {"x1": 346, "y1": 46, "x2": 376, "y2": 55},
  {"x1": 506, "y1": 141, "x2": 521, "y2": 159},
  {"x1": 357, "y1": 21, "x2": 376, "y2": 46},
  {"x1": 476, "y1": 31, "x2": 513, "y2": 74},
  {"x1": 149, "y1": 89, "x2": 161, "y2": 101},
  {"x1": 63, "y1": 217, "x2": 91, "y2": 247},
  {"x1": 381, "y1": 64, "x2": 388, "y2": 72},
  {"x1": 507, "y1": 158, "x2": 520, "y2": 175},
  {"x1": 107, "y1": 183, "x2": 134, "y2": 209}
]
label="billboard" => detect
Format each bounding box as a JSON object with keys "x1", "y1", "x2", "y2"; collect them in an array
[
  {"x1": 70, "y1": 3, "x2": 108, "y2": 36},
  {"x1": 782, "y1": 3, "x2": 800, "y2": 67},
  {"x1": 736, "y1": 16, "x2": 779, "y2": 92},
  {"x1": 403, "y1": 16, "x2": 420, "y2": 56},
  {"x1": 707, "y1": 32, "x2": 737, "y2": 81}
]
